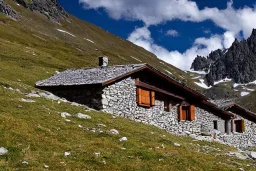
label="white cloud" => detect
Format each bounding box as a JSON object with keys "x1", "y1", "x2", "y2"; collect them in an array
[
  {"x1": 79, "y1": 0, "x2": 255, "y2": 70},
  {"x1": 128, "y1": 27, "x2": 235, "y2": 70},
  {"x1": 166, "y1": 29, "x2": 179, "y2": 37},
  {"x1": 79, "y1": 0, "x2": 256, "y2": 38}
]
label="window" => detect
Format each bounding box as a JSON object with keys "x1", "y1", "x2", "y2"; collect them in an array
[
  {"x1": 234, "y1": 120, "x2": 245, "y2": 133},
  {"x1": 178, "y1": 105, "x2": 195, "y2": 121},
  {"x1": 136, "y1": 88, "x2": 155, "y2": 107},
  {"x1": 164, "y1": 98, "x2": 170, "y2": 112},
  {"x1": 213, "y1": 121, "x2": 218, "y2": 130}
]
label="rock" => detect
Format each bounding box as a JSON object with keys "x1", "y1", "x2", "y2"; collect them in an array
[
  {"x1": 61, "y1": 112, "x2": 71, "y2": 118},
  {"x1": 228, "y1": 151, "x2": 248, "y2": 160},
  {"x1": 184, "y1": 131, "x2": 191, "y2": 135},
  {"x1": 77, "y1": 113, "x2": 91, "y2": 119},
  {"x1": 20, "y1": 98, "x2": 35, "y2": 103},
  {"x1": 64, "y1": 152, "x2": 70, "y2": 156},
  {"x1": 14, "y1": 0, "x2": 69, "y2": 23},
  {"x1": 174, "y1": 143, "x2": 181, "y2": 147},
  {"x1": 119, "y1": 137, "x2": 127, "y2": 142},
  {"x1": 191, "y1": 29, "x2": 256, "y2": 86},
  {"x1": 26, "y1": 93, "x2": 40, "y2": 98},
  {"x1": 97, "y1": 124, "x2": 106, "y2": 127},
  {"x1": 0, "y1": 147, "x2": 8, "y2": 155},
  {"x1": 109, "y1": 129, "x2": 119, "y2": 135},
  {"x1": 246, "y1": 151, "x2": 256, "y2": 159},
  {"x1": 0, "y1": 0, "x2": 19, "y2": 20},
  {"x1": 44, "y1": 164, "x2": 49, "y2": 168},
  {"x1": 22, "y1": 161, "x2": 29, "y2": 165},
  {"x1": 94, "y1": 152, "x2": 100, "y2": 157},
  {"x1": 71, "y1": 102, "x2": 82, "y2": 106}
]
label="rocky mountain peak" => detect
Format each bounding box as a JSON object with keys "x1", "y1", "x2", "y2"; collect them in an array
[
  {"x1": 15, "y1": 0, "x2": 69, "y2": 23},
  {"x1": 251, "y1": 29, "x2": 256, "y2": 36},
  {"x1": 0, "y1": 0, "x2": 69, "y2": 23},
  {"x1": 0, "y1": 0, "x2": 19, "y2": 20},
  {"x1": 191, "y1": 28, "x2": 256, "y2": 86}
]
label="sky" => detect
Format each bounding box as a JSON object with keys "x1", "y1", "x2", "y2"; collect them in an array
[{"x1": 58, "y1": 0, "x2": 256, "y2": 70}]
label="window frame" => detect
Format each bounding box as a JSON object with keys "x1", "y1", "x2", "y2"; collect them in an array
[
  {"x1": 178, "y1": 104, "x2": 195, "y2": 121},
  {"x1": 234, "y1": 119, "x2": 245, "y2": 133}
]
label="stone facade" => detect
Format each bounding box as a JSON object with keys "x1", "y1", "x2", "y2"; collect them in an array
[
  {"x1": 46, "y1": 76, "x2": 256, "y2": 148},
  {"x1": 222, "y1": 115, "x2": 256, "y2": 149},
  {"x1": 47, "y1": 86, "x2": 103, "y2": 110},
  {"x1": 102, "y1": 77, "x2": 226, "y2": 135}
]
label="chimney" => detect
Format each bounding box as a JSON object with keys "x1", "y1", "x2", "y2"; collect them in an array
[{"x1": 99, "y1": 56, "x2": 108, "y2": 67}]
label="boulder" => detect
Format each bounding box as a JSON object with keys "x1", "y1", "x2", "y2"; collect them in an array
[
  {"x1": 109, "y1": 129, "x2": 119, "y2": 135},
  {"x1": 0, "y1": 147, "x2": 8, "y2": 155},
  {"x1": 119, "y1": 137, "x2": 127, "y2": 142},
  {"x1": 77, "y1": 113, "x2": 91, "y2": 119}
]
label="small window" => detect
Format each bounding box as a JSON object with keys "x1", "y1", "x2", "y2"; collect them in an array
[
  {"x1": 213, "y1": 121, "x2": 218, "y2": 130},
  {"x1": 164, "y1": 99, "x2": 170, "y2": 112},
  {"x1": 178, "y1": 105, "x2": 195, "y2": 121},
  {"x1": 234, "y1": 120, "x2": 245, "y2": 133}
]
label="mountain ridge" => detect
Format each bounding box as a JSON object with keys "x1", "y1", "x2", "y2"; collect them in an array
[{"x1": 191, "y1": 29, "x2": 256, "y2": 86}]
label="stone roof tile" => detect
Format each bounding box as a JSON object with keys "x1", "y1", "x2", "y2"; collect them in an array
[{"x1": 36, "y1": 64, "x2": 146, "y2": 87}]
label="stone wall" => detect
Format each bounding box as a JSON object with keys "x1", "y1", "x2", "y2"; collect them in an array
[
  {"x1": 222, "y1": 115, "x2": 256, "y2": 149},
  {"x1": 102, "y1": 77, "x2": 226, "y2": 135},
  {"x1": 47, "y1": 86, "x2": 103, "y2": 110}
]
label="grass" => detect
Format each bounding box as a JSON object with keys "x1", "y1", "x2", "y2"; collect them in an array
[
  {"x1": 0, "y1": 1, "x2": 255, "y2": 170},
  {"x1": 0, "y1": 86, "x2": 255, "y2": 170}
]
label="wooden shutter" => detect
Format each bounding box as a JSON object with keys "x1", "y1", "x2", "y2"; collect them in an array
[
  {"x1": 136, "y1": 88, "x2": 142, "y2": 104},
  {"x1": 241, "y1": 119, "x2": 245, "y2": 133},
  {"x1": 189, "y1": 105, "x2": 195, "y2": 121},
  {"x1": 137, "y1": 88, "x2": 150, "y2": 107},
  {"x1": 151, "y1": 91, "x2": 155, "y2": 106},
  {"x1": 178, "y1": 106, "x2": 184, "y2": 120}
]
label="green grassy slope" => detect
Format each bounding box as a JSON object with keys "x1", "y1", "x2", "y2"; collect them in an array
[
  {"x1": 0, "y1": 85, "x2": 255, "y2": 170},
  {"x1": 0, "y1": 1, "x2": 255, "y2": 170}
]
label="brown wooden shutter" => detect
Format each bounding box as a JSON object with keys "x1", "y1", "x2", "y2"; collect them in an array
[
  {"x1": 241, "y1": 119, "x2": 245, "y2": 133},
  {"x1": 178, "y1": 106, "x2": 184, "y2": 120},
  {"x1": 136, "y1": 88, "x2": 142, "y2": 104},
  {"x1": 137, "y1": 88, "x2": 150, "y2": 107},
  {"x1": 189, "y1": 105, "x2": 195, "y2": 121},
  {"x1": 151, "y1": 91, "x2": 155, "y2": 106}
]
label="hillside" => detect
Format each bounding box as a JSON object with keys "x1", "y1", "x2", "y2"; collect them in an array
[{"x1": 0, "y1": 0, "x2": 256, "y2": 170}]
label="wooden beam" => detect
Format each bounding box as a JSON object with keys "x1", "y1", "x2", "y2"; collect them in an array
[{"x1": 135, "y1": 80, "x2": 185, "y2": 101}]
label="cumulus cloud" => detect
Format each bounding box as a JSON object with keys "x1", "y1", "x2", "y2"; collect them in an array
[
  {"x1": 79, "y1": 0, "x2": 256, "y2": 38},
  {"x1": 166, "y1": 29, "x2": 179, "y2": 37},
  {"x1": 128, "y1": 27, "x2": 235, "y2": 70},
  {"x1": 79, "y1": 0, "x2": 255, "y2": 70}
]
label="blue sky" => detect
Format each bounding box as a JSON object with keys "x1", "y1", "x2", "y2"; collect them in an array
[{"x1": 58, "y1": 0, "x2": 256, "y2": 70}]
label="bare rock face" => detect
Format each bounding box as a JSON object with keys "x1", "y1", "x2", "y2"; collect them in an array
[
  {"x1": 0, "y1": 0, "x2": 19, "y2": 20},
  {"x1": 191, "y1": 29, "x2": 256, "y2": 86},
  {"x1": 14, "y1": 0, "x2": 69, "y2": 23}
]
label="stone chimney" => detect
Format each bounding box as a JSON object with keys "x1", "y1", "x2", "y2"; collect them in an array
[{"x1": 99, "y1": 56, "x2": 108, "y2": 67}]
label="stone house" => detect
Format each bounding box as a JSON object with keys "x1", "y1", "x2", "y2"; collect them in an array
[
  {"x1": 35, "y1": 57, "x2": 256, "y2": 147},
  {"x1": 219, "y1": 104, "x2": 256, "y2": 148}
]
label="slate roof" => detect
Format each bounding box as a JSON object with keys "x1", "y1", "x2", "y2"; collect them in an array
[
  {"x1": 36, "y1": 64, "x2": 147, "y2": 87},
  {"x1": 220, "y1": 103, "x2": 256, "y2": 119},
  {"x1": 35, "y1": 63, "x2": 211, "y2": 100},
  {"x1": 35, "y1": 63, "x2": 236, "y2": 118}
]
